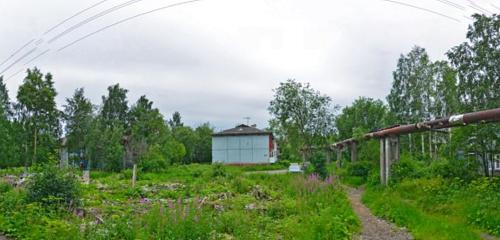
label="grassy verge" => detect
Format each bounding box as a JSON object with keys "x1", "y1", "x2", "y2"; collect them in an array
[{"x1": 361, "y1": 177, "x2": 500, "y2": 240}]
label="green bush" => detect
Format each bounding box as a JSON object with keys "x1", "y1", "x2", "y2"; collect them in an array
[
  {"x1": 25, "y1": 164, "x2": 81, "y2": 209},
  {"x1": 211, "y1": 163, "x2": 227, "y2": 178},
  {"x1": 429, "y1": 158, "x2": 479, "y2": 182},
  {"x1": 140, "y1": 144, "x2": 169, "y2": 172},
  {"x1": 310, "y1": 152, "x2": 328, "y2": 179},
  {"x1": 278, "y1": 160, "x2": 291, "y2": 168},
  {"x1": 347, "y1": 161, "x2": 373, "y2": 179},
  {"x1": 390, "y1": 158, "x2": 426, "y2": 183}
]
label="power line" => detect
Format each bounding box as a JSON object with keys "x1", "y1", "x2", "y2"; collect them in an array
[
  {"x1": 44, "y1": 0, "x2": 110, "y2": 35},
  {"x1": 381, "y1": 0, "x2": 461, "y2": 22},
  {"x1": 58, "y1": 0, "x2": 203, "y2": 52},
  {"x1": 491, "y1": 3, "x2": 500, "y2": 11},
  {"x1": 24, "y1": 49, "x2": 51, "y2": 66},
  {"x1": 0, "y1": 47, "x2": 37, "y2": 75},
  {"x1": 6, "y1": 68, "x2": 25, "y2": 81},
  {"x1": 0, "y1": 39, "x2": 35, "y2": 68},
  {"x1": 467, "y1": 0, "x2": 493, "y2": 14},
  {"x1": 48, "y1": 0, "x2": 145, "y2": 44},
  {"x1": 434, "y1": 0, "x2": 466, "y2": 11}
]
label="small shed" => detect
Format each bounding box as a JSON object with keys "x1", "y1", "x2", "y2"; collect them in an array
[{"x1": 212, "y1": 124, "x2": 277, "y2": 165}]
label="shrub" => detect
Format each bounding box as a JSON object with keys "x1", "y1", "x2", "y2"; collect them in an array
[
  {"x1": 211, "y1": 163, "x2": 227, "y2": 178},
  {"x1": 278, "y1": 160, "x2": 291, "y2": 168},
  {"x1": 140, "y1": 144, "x2": 168, "y2": 172},
  {"x1": 429, "y1": 158, "x2": 479, "y2": 182},
  {"x1": 310, "y1": 152, "x2": 328, "y2": 179},
  {"x1": 347, "y1": 161, "x2": 373, "y2": 179},
  {"x1": 25, "y1": 164, "x2": 81, "y2": 209},
  {"x1": 390, "y1": 158, "x2": 426, "y2": 183}
]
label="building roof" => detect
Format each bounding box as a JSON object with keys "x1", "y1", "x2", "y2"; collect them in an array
[{"x1": 213, "y1": 124, "x2": 273, "y2": 137}]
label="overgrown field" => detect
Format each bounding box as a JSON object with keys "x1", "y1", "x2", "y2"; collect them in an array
[{"x1": 0, "y1": 164, "x2": 359, "y2": 239}]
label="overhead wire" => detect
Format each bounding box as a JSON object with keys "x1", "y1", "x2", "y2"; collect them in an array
[
  {"x1": 381, "y1": 0, "x2": 462, "y2": 22},
  {"x1": 467, "y1": 0, "x2": 493, "y2": 14},
  {"x1": 491, "y1": 3, "x2": 500, "y2": 11},
  {"x1": 434, "y1": 0, "x2": 466, "y2": 10},
  {"x1": 44, "y1": 0, "x2": 110, "y2": 35},
  {"x1": 58, "y1": 0, "x2": 203, "y2": 52},
  {"x1": 48, "y1": 0, "x2": 146, "y2": 44},
  {"x1": 6, "y1": 68, "x2": 25, "y2": 81},
  {"x1": 24, "y1": 49, "x2": 51, "y2": 66},
  {"x1": 0, "y1": 48, "x2": 37, "y2": 75},
  {"x1": 0, "y1": 39, "x2": 35, "y2": 68}
]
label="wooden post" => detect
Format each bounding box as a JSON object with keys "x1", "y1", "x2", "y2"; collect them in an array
[
  {"x1": 337, "y1": 149, "x2": 342, "y2": 168},
  {"x1": 350, "y1": 142, "x2": 357, "y2": 162},
  {"x1": 82, "y1": 170, "x2": 90, "y2": 185},
  {"x1": 132, "y1": 164, "x2": 137, "y2": 187}
]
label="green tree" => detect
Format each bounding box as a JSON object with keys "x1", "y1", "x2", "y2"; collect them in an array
[
  {"x1": 90, "y1": 84, "x2": 129, "y2": 171},
  {"x1": 447, "y1": 14, "x2": 500, "y2": 176},
  {"x1": 387, "y1": 46, "x2": 446, "y2": 157},
  {"x1": 0, "y1": 76, "x2": 10, "y2": 118},
  {"x1": 63, "y1": 88, "x2": 94, "y2": 164},
  {"x1": 268, "y1": 79, "x2": 337, "y2": 161},
  {"x1": 126, "y1": 95, "x2": 168, "y2": 169},
  {"x1": 100, "y1": 84, "x2": 129, "y2": 129},
  {"x1": 0, "y1": 76, "x2": 22, "y2": 167},
  {"x1": 16, "y1": 68, "x2": 60, "y2": 165},
  {"x1": 173, "y1": 126, "x2": 198, "y2": 164},
  {"x1": 168, "y1": 111, "x2": 184, "y2": 129},
  {"x1": 336, "y1": 97, "x2": 387, "y2": 162},
  {"x1": 193, "y1": 123, "x2": 213, "y2": 163}
]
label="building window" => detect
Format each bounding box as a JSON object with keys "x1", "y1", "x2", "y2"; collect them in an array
[{"x1": 495, "y1": 160, "x2": 500, "y2": 170}]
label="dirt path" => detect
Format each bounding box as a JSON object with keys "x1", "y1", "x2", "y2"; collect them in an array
[{"x1": 346, "y1": 187, "x2": 413, "y2": 240}]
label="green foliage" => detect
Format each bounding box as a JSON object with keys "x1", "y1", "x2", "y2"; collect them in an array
[
  {"x1": 429, "y1": 158, "x2": 479, "y2": 182},
  {"x1": 16, "y1": 68, "x2": 61, "y2": 165},
  {"x1": 139, "y1": 144, "x2": 168, "y2": 172},
  {"x1": 363, "y1": 186, "x2": 481, "y2": 240},
  {"x1": 336, "y1": 97, "x2": 387, "y2": 141},
  {"x1": 211, "y1": 163, "x2": 227, "y2": 178},
  {"x1": 268, "y1": 79, "x2": 338, "y2": 158},
  {"x1": 390, "y1": 156, "x2": 427, "y2": 183},
  {"x1": 63, "y1": 88, "x2": 94, "y2": 162},
  {"x1": 310, "y1": 151, "x2": 328, "y2": 179},
  {"x1": 0, "y1": 165, "x2": 360, "y2": 239},
  {"x1": 25, "y1": 164, "x2": 81, "y2": 208}
]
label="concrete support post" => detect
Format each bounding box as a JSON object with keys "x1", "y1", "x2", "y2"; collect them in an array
[
  {"x1": 384, "y1": 137, "x2": 391, "y2": 185},
  {"x1": 350, "y1": 142, "x2": 357, "y2": 162},
  {"x1": 393, "y1": 136, "x2": 400, "y2": 163},
  {"x1": 380, "y1": 138, "x2": 386, "y2": 185}
]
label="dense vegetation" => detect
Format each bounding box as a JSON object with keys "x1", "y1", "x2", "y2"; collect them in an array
[
  {"x1": 0, "y1": 165, "x2": 359, "y2": 239},
  {"x1": 0, "y1": 76, "x2": 214, "y2": 170},
  {"x1": 333, "y1": 14, "x2": 499, "y2": 240}
]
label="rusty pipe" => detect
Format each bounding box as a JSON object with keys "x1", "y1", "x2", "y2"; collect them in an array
[{"x1": 332, "y1": 107, "x2": 500, "y2": 148}]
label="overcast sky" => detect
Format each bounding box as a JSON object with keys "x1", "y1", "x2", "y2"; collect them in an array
[{"x1": 0, "y1": 0, "x2": 498, "y2": 131}]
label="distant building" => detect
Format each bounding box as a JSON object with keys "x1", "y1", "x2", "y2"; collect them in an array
[{"x1": 212, "y1": 124, "x2": 277, "y2": 165}]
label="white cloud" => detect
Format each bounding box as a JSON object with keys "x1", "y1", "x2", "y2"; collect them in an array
[{"x1": 0, "y1": 0, "x2": 496, "y2": 129}]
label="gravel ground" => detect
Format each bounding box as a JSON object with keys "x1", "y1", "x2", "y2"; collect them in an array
[{"x1": 347, "y1": 187, "x2": 413, "y2": 240}]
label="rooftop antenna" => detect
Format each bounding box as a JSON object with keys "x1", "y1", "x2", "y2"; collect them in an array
[{"x1": 243, "y1": 117, "x2": 251, "y2": 125}]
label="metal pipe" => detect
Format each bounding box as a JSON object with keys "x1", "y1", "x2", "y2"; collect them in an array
[{"x1": 332, "y1": 107, "x2": 500, "y2": 148}]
